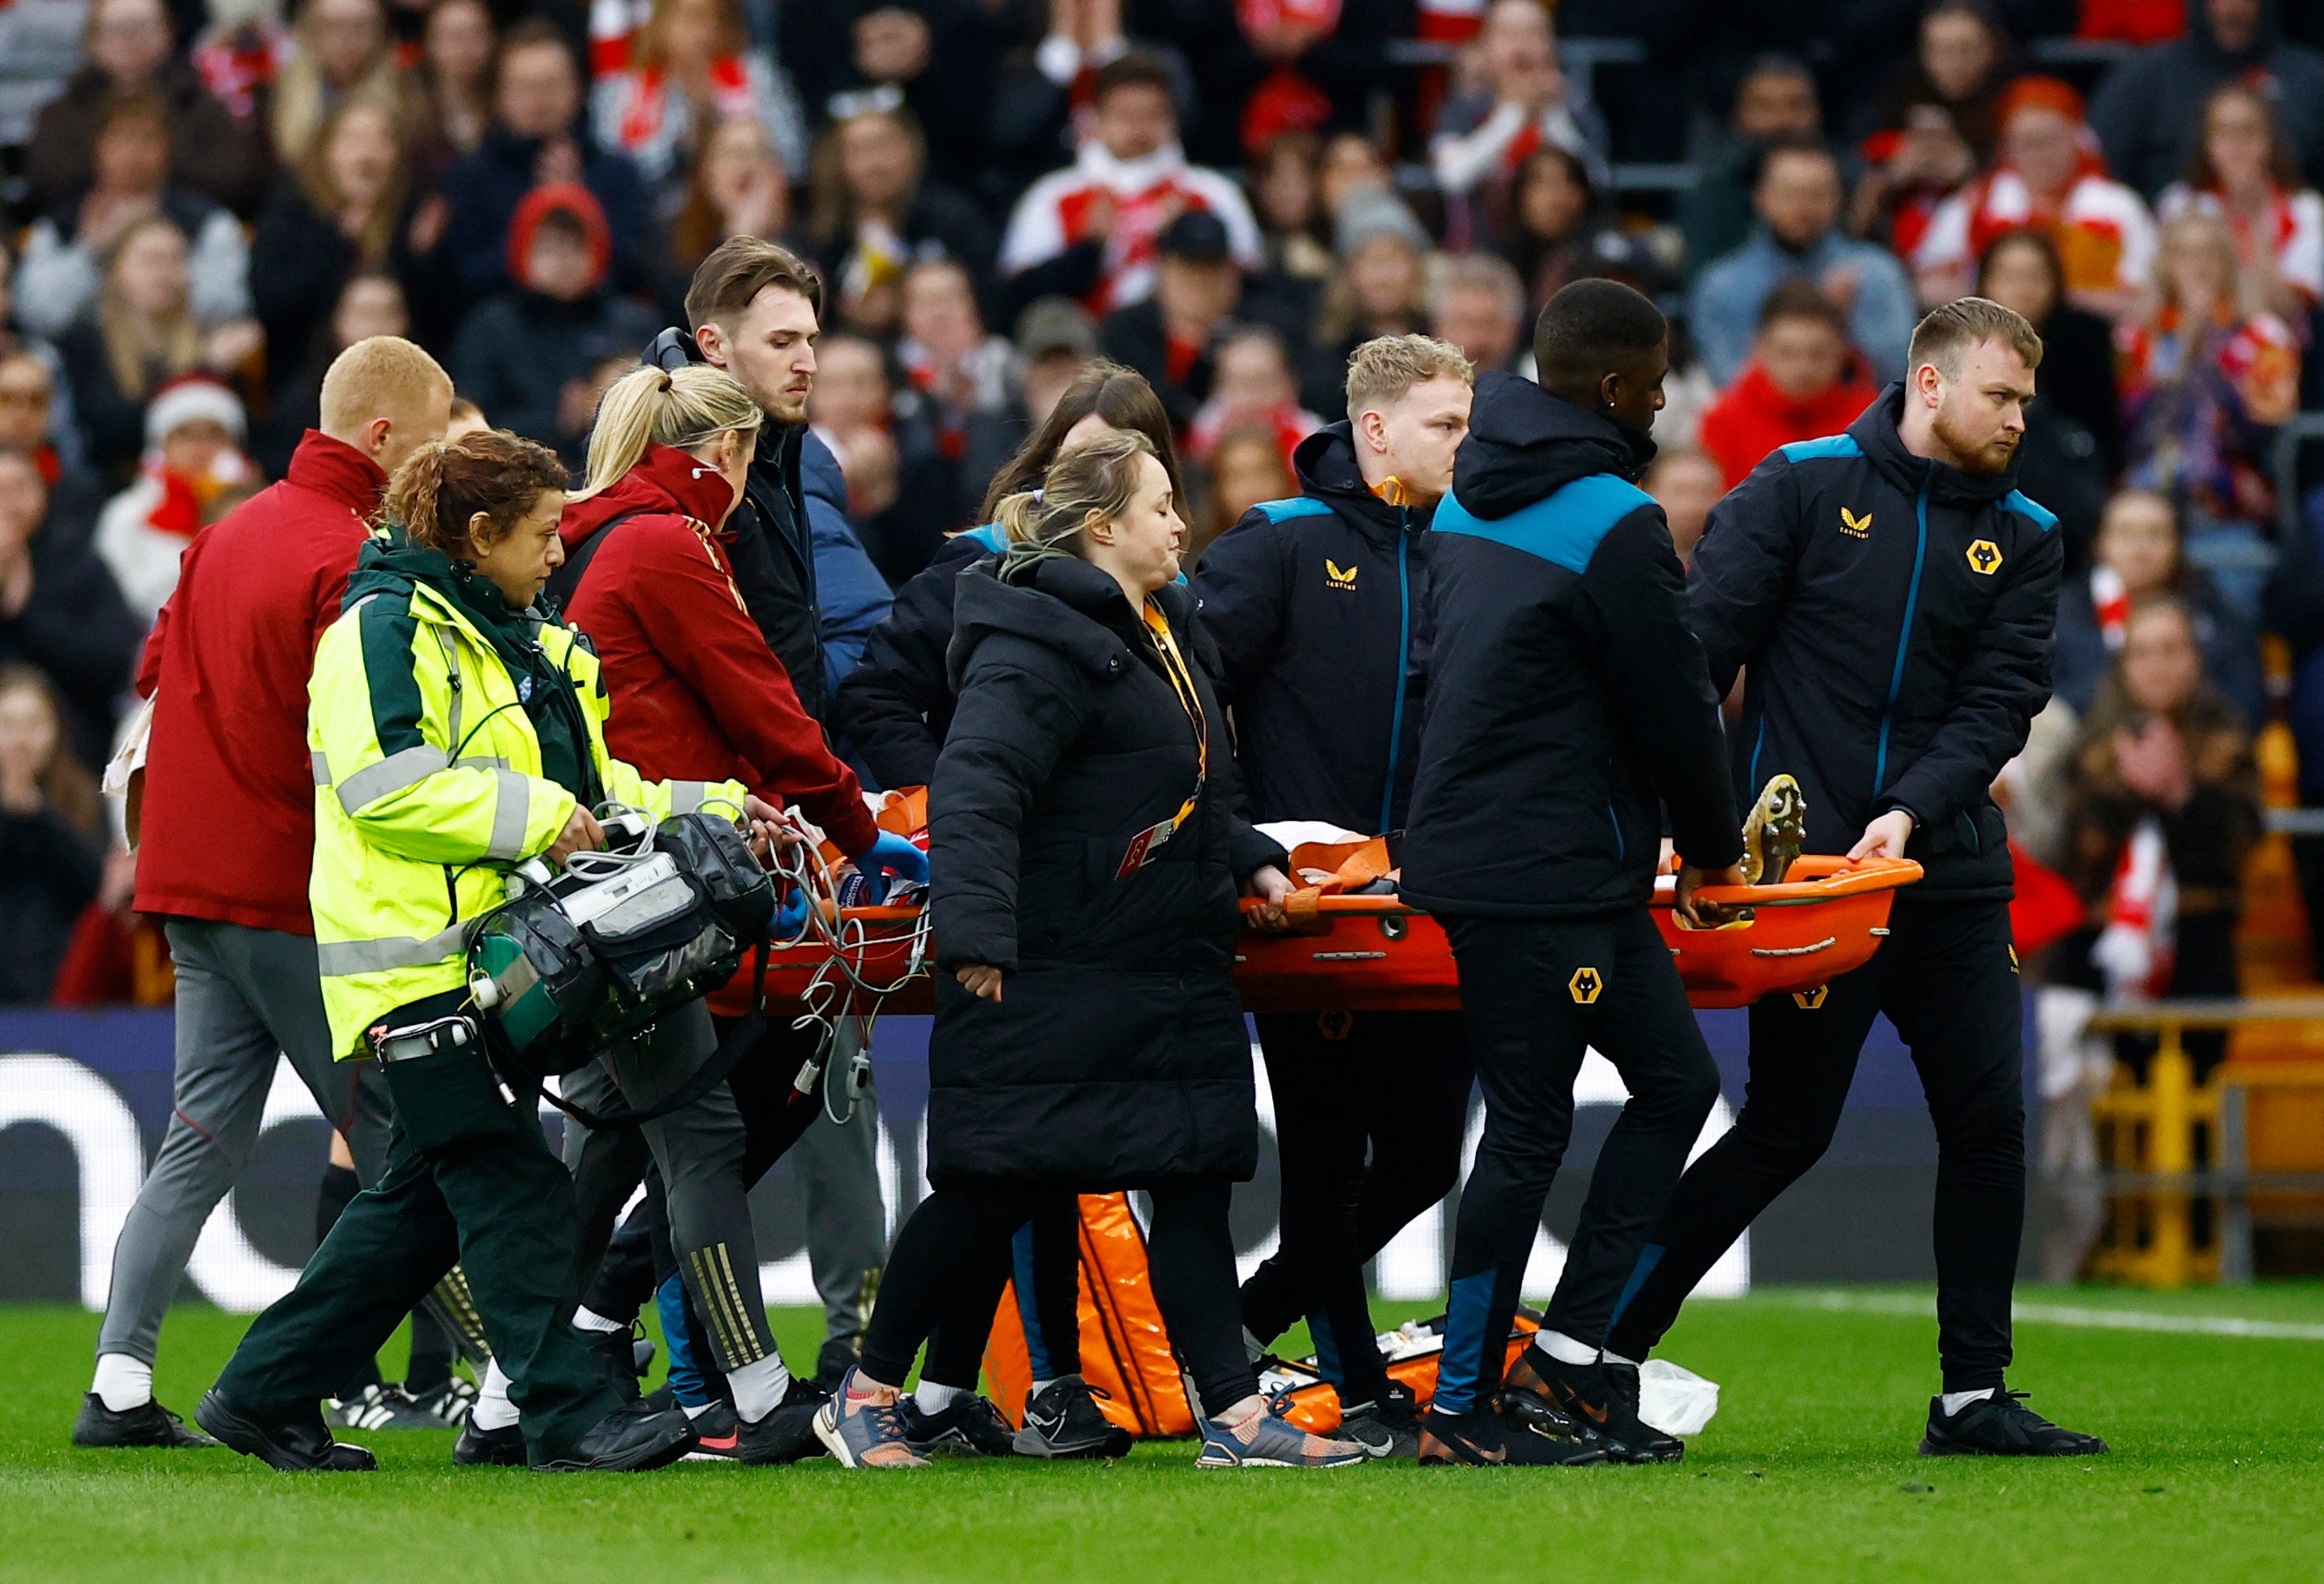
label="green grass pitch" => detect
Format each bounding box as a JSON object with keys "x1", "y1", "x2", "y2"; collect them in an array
[{"x1": 4, "y1": 1286, "x2": 2323, "y2": 1584}]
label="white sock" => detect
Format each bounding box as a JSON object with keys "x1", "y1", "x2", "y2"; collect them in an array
[
  {"x1": 470, "y1": 1359, "x2": 518, "y2": 1432},
  {"x1": 1601, "y1": 1348, "x2": 1641, "y2": 1370},
  {"x1": 1940, "y1": 1388, "x2": 1996, "y2": 1416},
  {"x1": 92, "y1": 1354, "x2": 152, "y2": 1414},
  {"x1": 915, "y1": 1380, "x2": 967, "y2": 1414},
  {"x1": 684, "y1": 1399, "x2": 720, "y2": 1420},
  {"x1": 1537, "y1": 1329, "x2": 1599, "y2": 1367},
  {"x1": 728, "y1": 1354, "x2": 792, "y2": 1423},
  {"x1": 572, "y1": 1307, "x2": 624, "y2": 1334},
  {"x1": 1031, "y1": 1377, "x2": 1058, "y2": 1397}
]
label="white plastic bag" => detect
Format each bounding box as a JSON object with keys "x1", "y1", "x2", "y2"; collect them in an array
[{"x1": 1636, "y1": 1359, "x2": 1720, "y2": 1437}]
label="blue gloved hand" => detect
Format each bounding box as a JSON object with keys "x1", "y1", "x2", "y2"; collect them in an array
[
  {"x1": 856, "y1": 831, "x2": 929, "y2": 886},
  {"x1": 771, "y1": 883, "x2": 812, "y2": 937}
]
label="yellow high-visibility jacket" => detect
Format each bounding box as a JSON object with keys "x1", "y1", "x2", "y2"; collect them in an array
[{"x1": 307, "y1": 566, "x2": 744, "y2": 1057}]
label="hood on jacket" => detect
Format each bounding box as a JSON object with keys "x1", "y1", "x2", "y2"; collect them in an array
[
  {"x1": 1849, "y1": 382, "x2": 2024, "y2": 509},
  {"x1": 1451, "y1": 369, "x2": 1656, "y2": 520},
  {"x1": 559, "y1": 440, "x2": 740, "y2": 551},
  {"x1": 508, "y1": 181, "x2": 612, "y2": 297},
  {"x1": 1288, "y1": 423, "x2": 1412, "y2": 546},
  {"x1": 947, "y1": 555, "x2": 1194, "y2": 691}
]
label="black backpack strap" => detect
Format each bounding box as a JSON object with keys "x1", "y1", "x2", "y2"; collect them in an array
[{"x1": 544, "y1": 507, "x2": 653, "y2": 612}]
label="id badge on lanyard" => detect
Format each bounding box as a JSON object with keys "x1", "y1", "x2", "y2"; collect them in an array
[{"x1": 1117, "y1": 600, "x2": 1207, "y2": 878}]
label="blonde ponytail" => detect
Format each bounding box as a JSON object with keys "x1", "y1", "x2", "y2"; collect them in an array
[
  {"x1": 574, "y1": 363, "x2": 765, "y2": 502},
  {"x1": 997, "y1": 428, "x2": 1157, "y2": 558}
]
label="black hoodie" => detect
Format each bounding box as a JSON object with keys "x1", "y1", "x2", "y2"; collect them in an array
[
  {"x1": 1400, "y1": 371, "x2": 1741, "y2": 918},
  {"x1": 1192, "y1": 422, "x2": 1433, "y2": 835},
  {"x1": 1690, "y1": 384, "x2": 2062, "y2": 899}
]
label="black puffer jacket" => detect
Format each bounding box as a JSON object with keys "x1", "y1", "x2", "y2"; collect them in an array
[
  {"x1": 1401, "y1": 372, "x2": 1741, "y2": 918},
  {"x1": 925, "y1": 555, "x2": 1284, "y2": 1187},
  {"x1": 1690, "y1": 384, "x2": 2063, "y2": 898},
  {"x1": 831, "y1": 525, "x2": 1001, "y2": 788},
  {"x1": 1193, "y1": 423, "x2": 1431, "y2": 834}
]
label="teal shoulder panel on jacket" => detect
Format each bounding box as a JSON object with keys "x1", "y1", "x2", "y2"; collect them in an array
[
  {"x1": 958, "y1": 522, "x2": 1006, "y2": 552},
  {"x1": 1254, "y1": 496, "x2": 1336, "y2": 523},
  {"x1": 1431, "y1": 473, "x2": 1654, "y2": 574},
  {"x1": 2000, "y1": 489, "x2": 2058, "y2": 531},
  {"x1": 1777, "y1": 433, "x2": 1865, "y2": 462}
]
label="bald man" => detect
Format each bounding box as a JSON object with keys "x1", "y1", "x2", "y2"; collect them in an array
[{"x1": 75, "y1": 337, "x2": 453, "y2": 1449}]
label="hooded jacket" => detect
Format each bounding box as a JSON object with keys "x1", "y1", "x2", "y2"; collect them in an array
[
  {"x1": 830, "y1": 526, "x2": 998, "y2": 790},
  {"x1": 1193, "y1": 422, "x2": 1433, "y2": 835},
  {"x1": 925, "y1": 556, "x2": 1282, "y2": 1186},
  {"x1": 556, "y1": 441, "x2": 878, "y2": 856},
  {"x1": 1690, "y1": 384, "x2": 2063, "y2": 898},
  {"x1": 1400, "y1": 371, "x2": 1742, "y2": 918}
]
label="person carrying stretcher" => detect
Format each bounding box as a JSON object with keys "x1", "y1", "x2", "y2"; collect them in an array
[
  {"x1": 1190, "y1": 333, "x2": 1476, "y2": 1457},
  {"x1": 1401, "y1": 280, "x2": 1747, "y2": 1466}
]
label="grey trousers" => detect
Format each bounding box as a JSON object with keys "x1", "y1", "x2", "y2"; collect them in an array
[
  {"x1": 787, "y1": 1017, "x2": 887, "y2": 1363},
  {"x1": 562, "y1": 1002, "x2": 779, "y2": 1370},
  {"x1": 96, "y1": 918, "x2": 393, "y2": 1364}
]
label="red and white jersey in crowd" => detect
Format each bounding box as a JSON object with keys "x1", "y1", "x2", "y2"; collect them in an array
[
  {"x1": 999, "y1": 141, "x2": 1263, "y2": 313},
  {"x1": 1187, "y1": 396, "x2": 1321, "y2": 464},
  {"x1": 1415, "y1": 0, "x2": 1484, "y2": 44},
  {"x1": 2157, "y1": 182, "x2": 2324, "y2": 306},
  {"x1": 1915, "y1": 166, "x2": 2158, "y2": 297},
  {"x1": 589, "y1": 0, "x2": 650, "y2": 76}
]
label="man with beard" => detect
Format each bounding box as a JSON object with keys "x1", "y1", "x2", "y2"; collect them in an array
[{"x1": 1599, "y1": 297, "x2": 2109, "y2": 1458}]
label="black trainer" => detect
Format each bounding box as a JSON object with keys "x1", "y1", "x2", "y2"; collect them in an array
[
  {"x1": 452, "y1": 1418, "x2": 526, "y2": 1466},
  {"x1": 71, "y1": 1392, "x2": 219, "y2": 1449},
  {"x1": 901, "y1": 1393, "x2": 1018, "y2": 1457},
  {"x1": 1335, "y1": 1380, "x2": 1423, "y2": 1459},
  {"x1": 735, "y1": 1375, "x2": 831, "y2": 1466},
  {"x1": 582, "y1": 1325, "x2": 645, "y2": 1403},
  {"x1": 194, "y1": 1389, "x2": 377, "y2": 1472},
  {"x1": 681, "y1": 1399, "x2": 744, "y2": 1461},
  {"x1": 1503, "y1": 1346, "x2": 1683, "y2": 1463},
  {"x1": 1919, "y1": 1390, "x2": 2109, "y2": 1457},
  {"x1": 1014, "y1": 1375, "x2": 1133, "y2": 1459},
  {"x1": 1416, "y1": 1404, "x2": 1608, "y2": 1466},
  {"x1": 531, "y1": 1403, "x2": 697, "y2": 1472}
]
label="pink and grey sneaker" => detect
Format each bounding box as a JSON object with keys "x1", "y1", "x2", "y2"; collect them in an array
[
  {"x1": 812, "y1": 1367, "x2": 929, "y2": 1469},
  {"x1": 1196, "y1": 1406, "x2": 1367, "y2": 1469}
]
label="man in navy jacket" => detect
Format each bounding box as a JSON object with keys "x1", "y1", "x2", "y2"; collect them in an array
[
  {"x1": 1404, "y1": 281, "x2": 1745, "y2": 1466},
  {"x1": 1191, "y1": 334, "x2": 1474, "y2": 1453},
  {"x1": 1603, "y1": 298, "x2": 2108, "y2": 1458}
]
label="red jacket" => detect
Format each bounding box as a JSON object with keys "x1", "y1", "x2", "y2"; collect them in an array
[
  {"x1": 1698, "y1": 359, "x2": 1883, "y2": 489},
  {"x1": 560, "y1": 444, "x2": 879, "y2": 856},
  {"x1": 133, "y1": 431, "x2": 385, "y2": 933}
]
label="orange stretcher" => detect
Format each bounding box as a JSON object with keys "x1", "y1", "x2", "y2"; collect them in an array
[{"x1": 740, "y1": 799, "x2": 1922, "y2": 1015}]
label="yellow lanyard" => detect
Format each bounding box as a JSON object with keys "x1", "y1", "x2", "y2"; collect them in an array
[{"x1": 1143, "y1": 599, "x2": 1207, "y2": 830}]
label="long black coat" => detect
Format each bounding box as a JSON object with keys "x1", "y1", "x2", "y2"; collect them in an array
[{"x1": 926, "y1": 556, "x2": 1284, "y2": 1188}]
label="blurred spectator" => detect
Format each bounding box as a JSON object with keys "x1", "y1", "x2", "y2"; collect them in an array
[
  {"x1": 0, "y1": 0, "x2": 84, "y2": 153},
  {"x1": 1319, "y1": 130, "x2": 1392, "y2": 220},
  {"x1": 829, "y1": 2, "x2": 1000, "y2": 194},
  {"x1": 1675, "y1": 54, "x2": 1820, "y2": 280},
  {"x1": 1697, "y1": 280, "x2": 1882, "y2": 488},
  {"x1": 1305, "y1": 186, "x2": 1432, "y2": 416},
  {"x1": 1854, "y1": 0, "x2": 2019, "y2": 166},
  {"x1": 591, "y1": 0, "x2": 806, "y2": 193},
  {"x1": 799, "y1": 427, "x2": 895, "y2": 690},
  {"x1": 983, "y1": 0, "x2": 1183, "y2": 198},
  {"x1": 53, "y1": 216, "x2": 263, "y2": 479},
  {"x1": 406, "y1": 0, "x2": 496, "y2": 187},
  {"x1": 2263, "y1": 483, "x2": 2324, "y2": 975},
  {"x1": 998, "y1": 51, "x2": 1262, "y2": 317},
  {"x1": 1495, "y1": 144, "x2": 1668, "y2": 316},
  {"x1": 0, "y1": 449, "x2": 141, "y2": 772},
  {"x1": 667, "y1": 115, "x2": 793, "y2": 290},
  {"x1": 1188, "y1": 324, "x2": 1319, "y2": 463},
  {"x1": 434, "y1": 19, "x2": 654, "y2": 299},
  {"x1": 94, "y1": 377, "x2": 257, "y2": 622},
  {"x1": 2054, "y1": 488, "x2": 2265, "y2": 727},
  {"x1": 1190, "y1": 424, "x2": 1297, "y2": 564},
  {"x1": 808, "y1": 333, "x2": 950, "y2": 587},
  {"x1": 2090, "y1": 0, "x2": 2324, "y2": 201},
  {"x1": 963, "y1": 294, "x2": 1101, "y2": 500},
  {"x1": 1977, "y1": 225, "x2": 2126, "y2": 478},
  {"x1": 24, "y1": 0, "x2": 268, "y2": 222},
  {"x1": 1431, "y1": 251, "x2": 1529, "y2": 380},
  {"x1": 0, "y1": 665, "x2": 105, "y2": 1004},
  {"x1": 894, "y1": 257, "x2": 1013, "y2": 520},
  {"x1": 1689, "y1": 139, "x2": 1918, "y2": 385},
  {"x1": 1098, "y1": 209, "x2": 1244, "y2": 431},
  {"x1": 50, "y1": 843, "x2": 177, "y2": 1007},
  {"x1": 1250, "y1": 131, "x2": 1334, "y2": 285},
  {"x1": 2075, "y1": 0, "x2": 2191, "y2": 45},
  {"x1": 445, "y1": 394, "x2": 488, "y2": 437},
  {"x1": 0, "y1": 246, "x2": 93, "y2": 483},
  {"x1": 2058, "y1": 597, "x2": 2259, "y2": 1075},
  {"x1": 449, "y1": 184, "x2": 658, "y2": 460},
  {"x1": 16, "y1": 93, "x2": 255, "y2": 343},
  {"x1": 1917, "y1": 75, "x2": 2157, "y2": 318},
  {"x1": 250, "y1": 100, "x2": 413, "y2": 399},
  {"x1": 2155, "y1": 82, "x2": 2324, "y2": 322},
  {"x1": 253, "y1": 272, "x2": 410, "y2": 477},
  {"x1": 2117, "y1": 209, "x2": 2301, "y2": 617},
  {"x1": 0, "y1": 353, "x2": 104, "y2": 552},
  {"x1": 1430, "y1": 0, "x2": 1610, "y2": 249},
  {"x1": 1644, "y1": 447, "x2": 1723, "y2": 566},
  {"x1": 1850, "y1": 104, "x2": 1980, "y2": 261},
  {"x1": 808, "y1": 102, "x2": 996, "y2": 341},
  {"x1": 268, "y1": 0, "x2": 405, "y2": 171}
]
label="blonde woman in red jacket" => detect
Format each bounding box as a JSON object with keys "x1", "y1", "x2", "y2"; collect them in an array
[{"x1": 541, "y1": 362, "x2": 924, "y2": 1466}]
